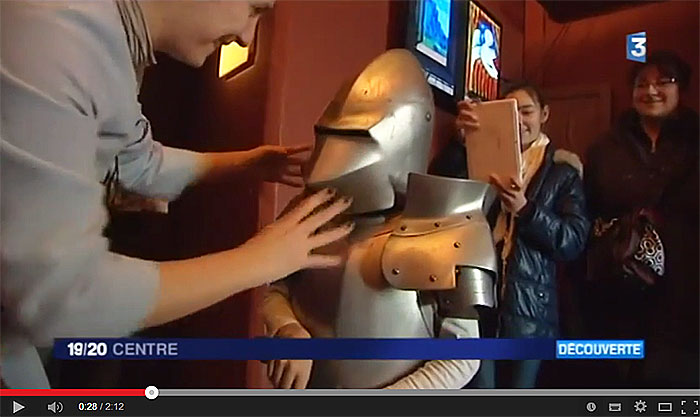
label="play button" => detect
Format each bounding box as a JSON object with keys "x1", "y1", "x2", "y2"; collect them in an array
[{"x1": 12, "y1": 401, "x2": 25, "y2": 414}]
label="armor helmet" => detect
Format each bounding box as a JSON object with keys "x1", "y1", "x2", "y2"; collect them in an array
[{"x1": 305, "y1": 49, "x2": 434, "y2": 214}]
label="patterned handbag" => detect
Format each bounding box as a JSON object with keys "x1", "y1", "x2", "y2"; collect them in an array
[{"x1": 587, "y1": 208, "x2": 665, "y2": 286}]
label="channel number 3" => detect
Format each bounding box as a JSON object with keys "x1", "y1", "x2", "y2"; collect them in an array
[{"x1": 629, "y1": 36, "x2": 646, "y2": 58}]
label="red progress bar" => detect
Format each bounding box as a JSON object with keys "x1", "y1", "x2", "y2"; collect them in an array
[{"x1": 0, "y1": 389, "x2": 143, "y2": 396}]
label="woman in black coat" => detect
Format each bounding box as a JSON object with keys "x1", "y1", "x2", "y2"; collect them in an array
[
  {"x1": 584, "y1": 51, "x2": 698, "y2": 388},
  {"x1": 430, "y1": 82, "x2": 590, "y2": 388}
]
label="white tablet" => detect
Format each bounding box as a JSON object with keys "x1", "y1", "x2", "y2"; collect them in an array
[{"x1": 464, "y1": 98, "x2": 522, "y2": 184}]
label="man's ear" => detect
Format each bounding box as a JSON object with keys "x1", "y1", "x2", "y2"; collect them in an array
[{"x1": 541, "y1": 105, "x2": 550, "y2": 125}]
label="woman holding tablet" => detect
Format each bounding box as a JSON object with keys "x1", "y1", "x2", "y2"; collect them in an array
[{"x1": 431, "y1": 82, "x2": 590, "y2": 388}]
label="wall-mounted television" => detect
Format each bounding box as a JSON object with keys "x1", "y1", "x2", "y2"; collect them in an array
[
  {"x1": 465, "y1": 1, "x2": 502, "y2": 101},
  {"x1": 405, "y1": 0, "x2": 468, "y2": 105}
]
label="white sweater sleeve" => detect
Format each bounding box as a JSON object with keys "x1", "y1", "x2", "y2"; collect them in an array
[
  {"x1": 114, "y1": 115, "x2": 204, "y2": 201},
  {"x1": 384, "y1": 318, "x2": 481, "y2": 389}
]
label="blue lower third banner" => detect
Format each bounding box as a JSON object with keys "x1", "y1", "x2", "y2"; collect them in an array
[{"x1": 53, "y1": 339, "x2": 644, "y2": 361}]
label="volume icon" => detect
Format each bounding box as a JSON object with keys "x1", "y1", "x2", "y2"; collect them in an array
[{"x1": 47, "y1": 401, "x2": 63, "y2": 414}]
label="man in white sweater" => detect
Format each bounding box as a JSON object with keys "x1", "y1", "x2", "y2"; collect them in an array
[{"x1": 1, "y1": 1, "x2": 353, "y2": 388}]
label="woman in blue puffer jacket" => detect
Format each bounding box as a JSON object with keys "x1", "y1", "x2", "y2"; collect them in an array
[{"x1": 429, "y1": 81, "x2": 591, "y2": 388}]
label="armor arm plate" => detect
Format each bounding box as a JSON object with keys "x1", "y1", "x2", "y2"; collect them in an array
[{"x1": 436, "y1": 266, "x2": 497, "y2": 319}]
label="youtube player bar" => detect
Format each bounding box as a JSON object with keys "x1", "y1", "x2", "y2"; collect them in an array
[{"x1": 2, "y1": 389, "x2": 698, "y2": 417}]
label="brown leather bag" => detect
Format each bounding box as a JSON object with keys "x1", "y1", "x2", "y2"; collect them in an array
[{"x1": 587, "y1": 208, "x2": 665, "y2": 287}]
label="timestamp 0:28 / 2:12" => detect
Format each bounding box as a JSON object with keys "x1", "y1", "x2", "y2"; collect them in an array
[{"x1": 77, "y1": 402, "x2": 125, "y2": 412}]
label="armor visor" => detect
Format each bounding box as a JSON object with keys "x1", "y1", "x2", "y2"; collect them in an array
[{"x1": 305, "y1": 130, "x2": 394, "y2": 214}]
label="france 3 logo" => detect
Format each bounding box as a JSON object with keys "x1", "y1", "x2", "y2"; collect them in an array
[{"x1": 627, "y1": 31, "x2": 647, "y2": 63}]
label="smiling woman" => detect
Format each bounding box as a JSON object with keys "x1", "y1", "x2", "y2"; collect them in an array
[
  {"x1": 429, "y1": 82, "x2": 590, "y2": 389},
  {"x1": 584, "y1": 50, "x2": 699, "y2": 388},
  {"x1": 630, "y1": 51, "x2": 690, "y2": 127}
]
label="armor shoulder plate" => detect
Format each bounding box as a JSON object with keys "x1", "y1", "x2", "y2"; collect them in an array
[{"x1": 381, "y1": 214, "x2": 497, "y2": 290}]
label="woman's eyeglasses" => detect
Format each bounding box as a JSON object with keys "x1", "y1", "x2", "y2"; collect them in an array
[{"x1": 634, "y1": 77, "x2": 678, "y2": 90}]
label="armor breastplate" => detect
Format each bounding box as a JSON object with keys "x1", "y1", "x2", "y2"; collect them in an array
[
  {"x1": 288, "y1": 218, "x2": 432, "y2": 389},
  {"x1": 286, "y1": 174, "x2": 498, "y2": 388}
]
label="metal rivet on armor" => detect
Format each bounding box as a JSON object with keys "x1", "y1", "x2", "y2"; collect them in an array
[
  {"x1": 400, "y1": 225, "x2": 407, "y2": 231},
  {"x1": 453, "y1": 242, "x2": 461, "y2": 248},
  {"x1": 434, "y1": 222, "x2": 440, "y2": 228},
  {"x1": 425, "y1": 112, "x2": 432, "y2": 121},
  {"x1": 429, "y1": 274, "x2": 437, "y2": 282},
  {"x1": 392, "y1": 268, "x2": 400, "y2": 275}
]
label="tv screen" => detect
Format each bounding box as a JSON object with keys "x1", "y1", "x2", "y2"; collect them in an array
[
  {"x1": 406, "y1": 0, "x2": 467, "y2": 102},
  {"x1": 416, "y1": 0, "x2": 451, "y2": 67},
  {"x1": 465, "y1": 1, "x2": 502, "y2": 100}
]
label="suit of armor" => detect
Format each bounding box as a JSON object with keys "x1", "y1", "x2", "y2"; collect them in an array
[{"x1": 263, "y1": 49, "x2": 498, "y2": 389}]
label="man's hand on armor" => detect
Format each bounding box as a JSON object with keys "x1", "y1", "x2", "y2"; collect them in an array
[
  {"x1": 267, "y1": 323, "x2": 313, "y2": 389},
  {"x1": 240, "y1": 188, "x2": 354, "y2": 282},
  {"x1": 490, "y1": 175, "x2": 528, "y2": 214},
  {"x1": 250, "y1": 144, "x2": 312, "y2": 187}
]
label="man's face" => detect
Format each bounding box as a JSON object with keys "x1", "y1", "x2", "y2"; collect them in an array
[
  {"x1": 167, "y1": 1, "x2": 274, "y2": 67},
  {"x1": 632, "y1": 66, "x2": 680, "y2": 119}
]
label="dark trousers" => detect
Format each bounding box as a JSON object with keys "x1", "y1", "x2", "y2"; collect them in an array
[{"x1": 466, "y1": 307, "x2": 542, "y2": 388}]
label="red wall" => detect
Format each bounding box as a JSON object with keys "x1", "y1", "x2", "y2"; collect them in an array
[
  {"x1": 524, "y1": 0, "x2": 700, "y2": 118},
  {"x1": 260, "y1": 0, "x2": 390, "y2": 219}
]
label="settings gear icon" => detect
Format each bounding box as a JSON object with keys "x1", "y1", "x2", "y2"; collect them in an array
[{"x1": 634, "y1": 400, "x2": 648, "y2": 413}]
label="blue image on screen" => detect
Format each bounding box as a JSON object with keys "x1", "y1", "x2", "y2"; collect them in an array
[{"x1": 416, "y1": 0, "x2": 451, "y2": 66}]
